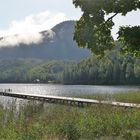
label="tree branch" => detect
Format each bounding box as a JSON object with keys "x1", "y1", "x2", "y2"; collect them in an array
[{"x1": 105, "y1": 13, "x2": 118, "y2": 23}]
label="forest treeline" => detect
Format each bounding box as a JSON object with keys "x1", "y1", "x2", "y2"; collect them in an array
[
  {"x1": 0, "y1": 48, "x2": 139, "y2": 85},
  {"x1": 62, "y1": 50, "x2": 140, "y2": 85}
]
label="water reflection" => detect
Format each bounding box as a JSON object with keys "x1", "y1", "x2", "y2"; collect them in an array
[
  {"x1": 0, "y1": 84, "x2": 139, "y2": 96},
  {"x1": 0, "y1": 84, "x2": 139, "y2": 106}
]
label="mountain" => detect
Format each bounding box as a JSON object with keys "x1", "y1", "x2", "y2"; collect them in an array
[{"x1": 0, "y1": 21, "x2": 89, "y2": 60}]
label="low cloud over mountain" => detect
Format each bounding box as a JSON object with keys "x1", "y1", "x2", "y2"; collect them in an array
[
  {"x1": 0, "y1": 21, "x2": 89, "y2": 60},
  {"x1": 0, "y1": 30, "x2": 55, "y2": 47}
]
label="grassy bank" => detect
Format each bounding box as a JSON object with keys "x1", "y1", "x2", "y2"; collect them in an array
[
  {"x1": 0, "y1": 92, "x2": 140, "y2": 140},
  {"x1": 79, "y1": 92, "x2": 140, "y2": 104}
]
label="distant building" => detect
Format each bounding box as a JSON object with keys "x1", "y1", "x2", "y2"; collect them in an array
[
  {"x1": 48, "y1": 80, "x2": 55, "y2": 84},
  {"x1": 34, "y1": 79, "x2": 40, "y2": 83}
]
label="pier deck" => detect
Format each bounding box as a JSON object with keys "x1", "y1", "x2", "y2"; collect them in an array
[{"x1": 0, "y1": 91, "x2": 140, "y2": 108}]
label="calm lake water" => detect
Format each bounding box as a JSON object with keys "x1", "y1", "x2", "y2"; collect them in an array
[
  {"x1": 0, "y1": 84, "x2": 139, "y2": 96},
  {"x1": 0, "y1": 84, "x2": 139, "y2": 106}
]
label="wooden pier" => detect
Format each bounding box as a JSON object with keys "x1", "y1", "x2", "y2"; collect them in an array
[{"x1": 0, "y1": 91, "x2": 140, "y2": 108}]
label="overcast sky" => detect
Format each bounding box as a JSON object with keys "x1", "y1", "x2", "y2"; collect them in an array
[{"x1": 0, "y1": 0, "x2": 140, "y2": 38}]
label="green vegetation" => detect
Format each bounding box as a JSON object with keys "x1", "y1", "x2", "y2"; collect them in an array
[
  {"x1": 79, "y1": 92, "x2": 140, "y2": 104},
  {"x1": 0, "y1": 59, "x2": 42, "y2": 83},
  {"x1": 0, "y1": 59, "x2": 75, "y2": 83},
  {"x1": 0, "y1": 48, "x2": 140, "y2": 85},
  {"x1": 73, "y1": 0, "x2": 140, "y2": 56},
  {"x1": 62, "y1": 49, "x2": 140, "y2": 85},
  {"x1": 113, "y1": 92, "x2": 140, "y2": 104},
  {"x1": 0, "y1": 1, "x2": 139, "y2": 139},
  {"x1": 0, "y1": 92, "x2": 140, "y2": 140}
]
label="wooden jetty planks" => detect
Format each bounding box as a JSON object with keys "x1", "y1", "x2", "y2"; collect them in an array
[{"x1": 0, "y1": 91, "x2": 140, "y2": 108}]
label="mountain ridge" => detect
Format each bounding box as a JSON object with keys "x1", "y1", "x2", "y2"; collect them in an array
[{"x1": 0, "y1": 20, "x2": 89, "y2": 60}]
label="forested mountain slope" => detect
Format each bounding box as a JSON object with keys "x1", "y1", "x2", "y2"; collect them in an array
[
  {"x1": 0, "y1": 49, "x2": 139, "y2": 85},
  {"x1": 0, "y1": 21, "x2": 89, "y2": 60}
]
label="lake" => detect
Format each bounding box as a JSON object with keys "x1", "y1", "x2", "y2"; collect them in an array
[
  {"x1": 0, "y1": 84, "x2": 139, "y2": 106},
  {"x1": 0, "y1": 84, "x2": 139, "y2": 96}
]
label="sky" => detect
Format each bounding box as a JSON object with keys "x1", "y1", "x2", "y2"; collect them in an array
[
  {"x1": 0, "y1": 0, "x2": 140, "y2": 39},
  {"x1": 0, "y1": 0, "x2": 81, "y2": 37}
]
